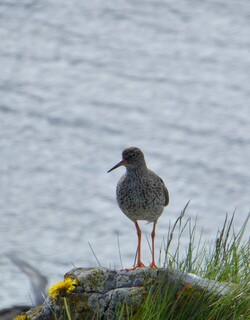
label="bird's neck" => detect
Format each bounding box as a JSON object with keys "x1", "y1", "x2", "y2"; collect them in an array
[{"x1": 126, "y1": 165, "x2": 148, "y2": 177}]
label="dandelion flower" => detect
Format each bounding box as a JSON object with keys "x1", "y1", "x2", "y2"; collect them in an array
[
  {"x1": 48, "y1": 277, "x2": 78, "y2": 300},
  {"x1": 13, "y1": 315, "x2": 28, "y2": 320}
]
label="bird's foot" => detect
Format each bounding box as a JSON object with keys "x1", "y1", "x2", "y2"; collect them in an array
[
  {"x1": 123, "y1": 262, "x2": 146, "y2": 271},
  {"x1": 149, "y1": 261, "x2": 158, "y2": 268}
]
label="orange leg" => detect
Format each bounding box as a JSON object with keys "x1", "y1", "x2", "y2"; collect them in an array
[
  {"x1": 149, "y1": 221, "x2": 157, "y2": 268},
  {"x1": 127, "y1": 221, "x2": 145, "y2": 270}
]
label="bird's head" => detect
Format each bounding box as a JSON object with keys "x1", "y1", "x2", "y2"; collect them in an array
[{"x1": 107, "y1": 147, "x2": 146, "y2": 172}]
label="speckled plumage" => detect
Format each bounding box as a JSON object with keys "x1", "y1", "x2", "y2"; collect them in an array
[
  {"x1": 117, "y1": 166, "x2": 168, "y2": 223},
  {"x1": 113, "y1": 147, "x2": 169, "y2": 223},
  {"x1": 108, "y1": 147, "x2": 169, "y2": 269}
]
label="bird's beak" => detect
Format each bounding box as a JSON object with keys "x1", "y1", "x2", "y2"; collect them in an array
[{"x1": 107, "y1": 160, "x2": 126, "y2": 173}]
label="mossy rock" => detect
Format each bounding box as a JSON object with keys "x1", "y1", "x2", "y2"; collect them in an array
[{"x1": 25, "y1": 267, "x2": 234, "y2": 320}]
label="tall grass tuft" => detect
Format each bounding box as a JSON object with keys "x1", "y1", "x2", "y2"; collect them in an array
[{"x1": 117, "y1": 205, "x2": 250, "y2": 320}]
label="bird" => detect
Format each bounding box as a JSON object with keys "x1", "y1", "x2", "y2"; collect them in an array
[
  {"x1": 0, "y1": 253, "x2": 48, "y2": 320},
  {"x1": 108, "y1": 147, "x2": 169, "y2": 269},
  {"x1": 6, "y1": 252, "x2": 48, "y2": 305}
]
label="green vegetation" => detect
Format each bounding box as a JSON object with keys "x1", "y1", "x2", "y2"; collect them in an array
[
  {"x1": 118, "y1": 205, "x2": 250, "y2": 320},
  {"x1": 18, "y1": 205, "x2": 249, "y2": 320}
]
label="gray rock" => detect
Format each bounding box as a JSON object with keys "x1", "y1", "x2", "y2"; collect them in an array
[{"x1": 25, "y1": 267, "x2": 235, "y2": 320}]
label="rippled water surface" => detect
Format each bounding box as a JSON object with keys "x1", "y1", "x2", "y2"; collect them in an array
[{"x1": 0, "y1": 0, "x2": 250, "y2": 308}]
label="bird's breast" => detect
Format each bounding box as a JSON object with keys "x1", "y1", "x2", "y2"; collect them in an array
[{"x1": 116, "y1": 174, "x2": 165, "y2": 213}]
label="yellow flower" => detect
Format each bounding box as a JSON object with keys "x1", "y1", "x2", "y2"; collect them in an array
[
  {"x1": 13, "y1": 315, "x2": 28, "y2": 320},
  {"x1": 48, "y1": 277, "x2": 78, "y2": 300}
]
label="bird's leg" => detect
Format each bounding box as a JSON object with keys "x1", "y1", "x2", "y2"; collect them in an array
[
  {"x1": 135, "y1": 221, "x2": 145, "y2": 267},
  {"x1": 149, "y1": 221, "x2": 157, "y2": 268},
  {"x1": 127, "y1": 221, "x2": 145, "y2": 270}
]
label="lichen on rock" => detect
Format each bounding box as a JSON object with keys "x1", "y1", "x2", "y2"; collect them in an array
[{"x1": 26, "y1": 267, "x2": 234, "y2": 320}]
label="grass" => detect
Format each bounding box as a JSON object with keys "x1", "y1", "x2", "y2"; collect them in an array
[
  {"x1": 28, "y1": 205, "x2": 249, "y2": 320},
  {"x1": 162, "y1": 205, "x2": 249, "y2": 282},
  {"x1": 116, "y1": 204, "x2": 250, "y2": 320}
]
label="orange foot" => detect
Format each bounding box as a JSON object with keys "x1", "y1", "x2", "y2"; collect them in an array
[
  {"x1": 149, "y1": 261, "x2": 158, "y2": 268},
  {"x1": 123, "y1": 262, "x2": 146, "y2": 271}
]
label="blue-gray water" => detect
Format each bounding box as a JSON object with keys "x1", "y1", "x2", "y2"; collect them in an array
[{"x1": 0, "y1": 0, "x2": 250, "y2": 308}]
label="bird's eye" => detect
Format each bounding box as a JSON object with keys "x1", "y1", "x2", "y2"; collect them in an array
[{"x1": 130, "y1": 153, "x2": 136, "y2": 158}]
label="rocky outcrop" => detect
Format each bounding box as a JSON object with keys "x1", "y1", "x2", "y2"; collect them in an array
[{"x1": 25, "y1": 267, "x2": 234, "y2": 320}]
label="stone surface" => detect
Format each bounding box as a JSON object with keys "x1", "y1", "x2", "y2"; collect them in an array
[{"x1": 24, "y1": 267, "x2": 235, "y2": 320}]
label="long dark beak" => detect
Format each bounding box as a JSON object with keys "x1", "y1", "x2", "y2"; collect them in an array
[{"x1": 107, "y1": 160, "x2": 126, "y2": 173}]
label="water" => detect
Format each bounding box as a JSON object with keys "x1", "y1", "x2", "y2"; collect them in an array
[{"x1": 0, "y1": 0, "x2": 250, "y2": 308}]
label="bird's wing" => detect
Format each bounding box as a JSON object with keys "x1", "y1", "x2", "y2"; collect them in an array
[
  {"x1": 160, "y1": 177, "x2": 169, "y2": 206},
  {"x1": 6, "y1": 252, "x2": 48, "y2": 305},
  {"x1": 149, "y1": 170, "x2": 169, "y2": 206}
]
